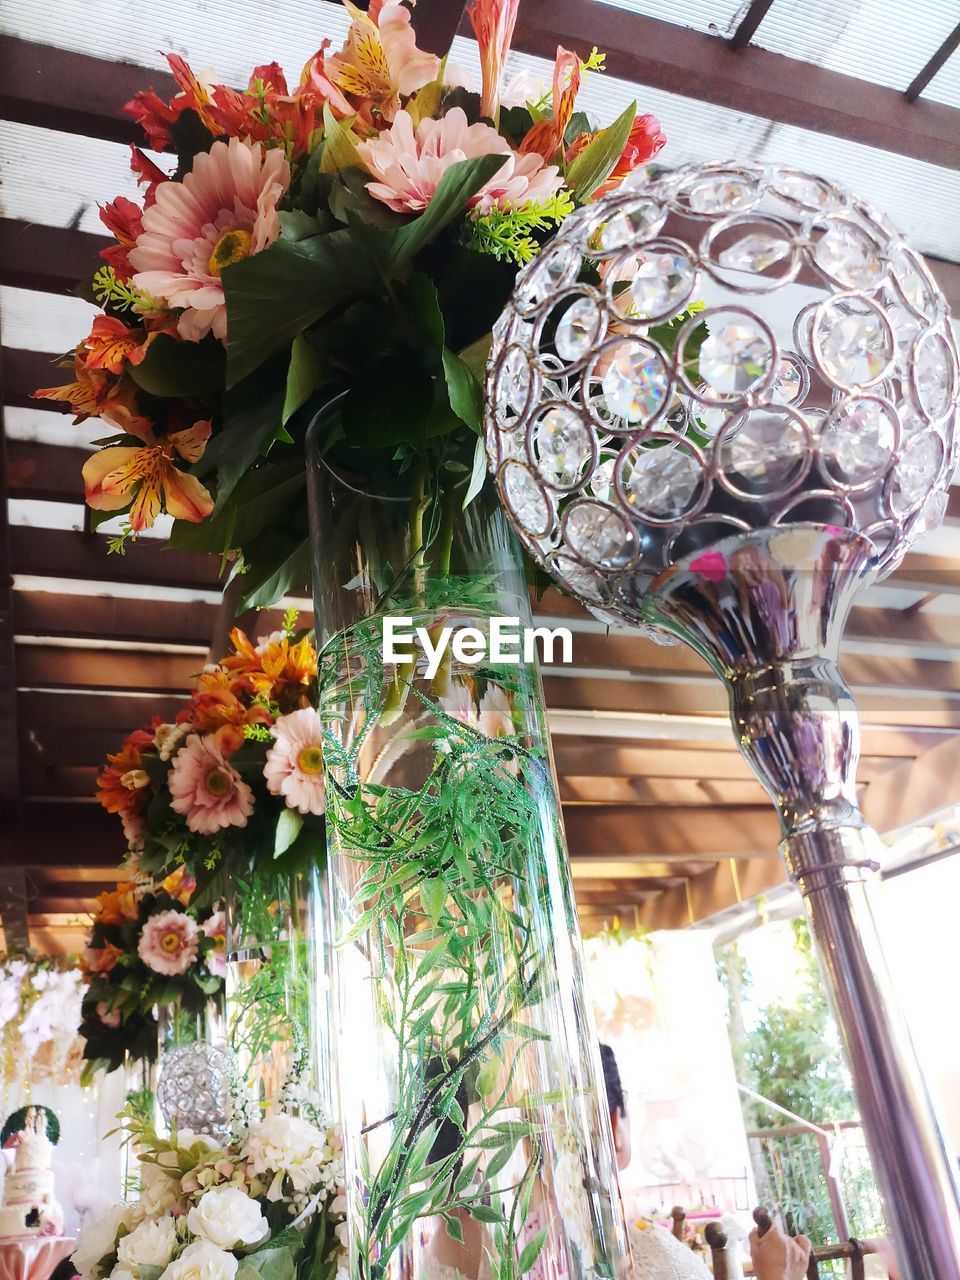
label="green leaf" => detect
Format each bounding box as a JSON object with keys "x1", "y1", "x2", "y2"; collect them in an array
[
  {"x1": 320, "y1": 103, "x2": 365, "y2": 174},
  {"x1": 389, "y1": 154, "x2": 508, "y2": 270},
  {"x1": 238, "y1": 536, "x2": 311, "y2": 610},
  {"x1": 223, "y1": 231, "x2": 381, "y2": 387},
  {"x1": 468, "y1": 1205, "x2": 503, "y2": 1225},
  {"x1": 283, "y1": 334, "x2": 326, "y2": 425},
  {"x1": 237, "y1": 1247, "x2": 296, "y2": 1280},
  {"x1": 274, "y1": 807, "x2": 303, "y2": 858},
  {"x1": 280, "y1": 210, "x2": 329, "y2": 242},
  {"x1": 250, "y1": 1228, "x2": 303, "y2": 1253},
  {"x1": 443, "y1": 1214, "x2": 464, "y2": 1244},
  {"x1": 518, "y1": 1226, "x2": 549, "y2": 1274},
  {"x1": 127, "y1": 334, "x2": 226, "y2": 397},
  {"x1": 341, "y1": 359, "x2": 436, "y2": 447},
  {"x1": 197, "y1": 362, "x2": 287, "y2": 514},
  {"x1": 565, "y1": 102, "x2": 636, "y2": 202},
  {"x1": 441, "y1": 347, "x2": 482, "y2": 433},
  {"x1": 462, "y1": 433, "x2": 488, "y2": 510}
]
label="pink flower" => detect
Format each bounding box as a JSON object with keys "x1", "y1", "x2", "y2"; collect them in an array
[
  {"x1": 138, "y1": 909, "x2": 199, "y2": 976},
  {"x1": 169, "y1": 734, "x2": 254, "y2": 834},
  {"x1": 440, "y1": 684, "x2": 517, "y2": 773},
  {"x1": 358, "y1": 107, "x2": 562, "y2": 215},
  {"x1": 129, "y1": 137, "x2": 290, "y2": 342},
  {"x1": 468, "y1": 0, "x2": 521, "y2": 121},
  {"x1": 306, "y1": 1, "x2": 440, "y2": 129},
  {"x1": 96, "y1": 1001, "x2": 122, "y2": 1029},
  {"x1": 689, "y1": 550, "x2": 727, "y2": 583},
  {"x1": 201, "y1": 910, "x2": 228, "y2": 977},
  {"x1": 263, "y1": 708, "x2": 325, "y2": 816}
]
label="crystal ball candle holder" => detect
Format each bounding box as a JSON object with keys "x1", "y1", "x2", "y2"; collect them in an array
[
  {"x1": 157, "y1": 1042, "x2": 233, "y2": 1141},
  {"x1": 484, "y1": 161, "x2": 958, "y2": 624},
  {"x1": 484, "y1": 162, "x2": 960, "y2": 1280}
]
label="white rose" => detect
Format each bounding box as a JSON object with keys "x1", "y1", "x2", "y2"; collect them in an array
[
  {"x1": 73, "y1": 1205, "x2": 134, "y2": 1280},
  {"x1": 137, "y1": 1161, "x2": 179, "y2": 1219},
  {"x1": 117, "y1": 1215, "x2": 178, "y2": 1271},
  {"x1": 186, "y1": 1187, "x2": 268, "y2": 1250},
  {"x1": 158, "y1": 1242, "x2": 238, "y2": 1280},
  {"x1": 110, "y1": 1270, "x2": 137, "y2": 1280}
]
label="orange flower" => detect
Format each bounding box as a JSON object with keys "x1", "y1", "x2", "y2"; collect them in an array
[
  {"x1": 186, "y1": 669, "x2": 274, "y2": 742},
  {"x1": 34, "y1": 354, "x2": 111, "y2": 422},
  {"x1": 96, "y1": 727, "x2": 154, "y2": 816},
  {"x1": 160, "y1": 866, "x2": 197, "y2": 906},
  {"x1": 82, "y1": 418, "x2": 215, "y2": 532},
  {"x1": 81, "y1": 316, "x2": 154, "y2": 376},
  {"x1": 94, "y1": 883, "x2": 140, "y2": 925},
  {"x1": 468, "y1": 0, "x2": 520, "y2": 121},
  {"x1": 519, "y1": 47, "x2": 581, "y2": 162},
  {"x1": 222, "y1": 628, "x2": 318, "y2": 706},
  {"x1": 85, "y1": 943, "x2": 123, "y2": 975}
]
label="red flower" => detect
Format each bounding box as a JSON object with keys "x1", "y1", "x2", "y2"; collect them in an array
[
  {"x1": 566, "y1": 112, "x2": 666, "y2": 198},
  {"x1": 99, "y1": 197, "x2": 144, "y2": 279},
  {"x1": 129, "y1": 147, "x2": 169, "y2": 207}
]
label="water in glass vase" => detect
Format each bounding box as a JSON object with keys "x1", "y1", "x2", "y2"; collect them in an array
[{"x1": 319, "y1": 608, "x2": 628, "y2": 1280}]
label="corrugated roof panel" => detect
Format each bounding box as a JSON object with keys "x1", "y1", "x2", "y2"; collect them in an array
[
  {"x1": 596, "y1": 0, "x2": 744, "y2": 37},
  {"x1": 1, "y1": 286, "x2": 97, "y2": 353},
  {"x1": 744, "y1": 0, "x2": 958, "y2": 96}
]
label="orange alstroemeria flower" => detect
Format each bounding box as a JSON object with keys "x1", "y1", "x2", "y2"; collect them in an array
[
  {"x1": 223, "y1": 628, "x2": 318, "y2": 706},
  {"x1": 305, "y1": 0, "x2": 440, "y2": 130},
  {"x1": 34, "y1": 355, "x2": 111, "y2": 422},
  {"x1": 185, "y1": 669, "x2": 275, "y2": 743},
  {"x1": 82, "y1": 418, "x2": 215, "y2": 532},
  {"x1": 81, "y1": 316, "x2": 154, "y2": 376},
  {"x1": 85, "y1": 943, "x2": 123, "y2": 975},
  {"x1": 519, "y1": 46, "x2": 581, "y2": 162},
  {"x1": 96, "y1": 727, "x2": 154, "y2": 817},
  {"x1": 160, "y1": 866, "x2": 197, "y2": 906},
  {"x1": 95, "y1": 882, "x2": 140, "y2": 925},
  {"x1": 468, "y1": 0, "x2": 520, "y2": 121}
]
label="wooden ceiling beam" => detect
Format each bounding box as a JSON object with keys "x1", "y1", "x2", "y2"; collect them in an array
[
  {"x1": 563, "y1": 803, "x2": 782, "y2": 858},
  {"x1": 637, "y1": 854, "x2": 790, "y2": 929},
  {"x1": 9, "y1": 526, "x2": 222, "y2": 590},
  {"x1": 553, "y1": 742, "x2": 909, "y2": 779},
  {"x1": 0, "y1": 325, "x2": 21, "y2": 804},
  {"x1": 560, "y1": 775, "x2": 771, "y2": 806},
  {"x1": 0, "y1": 220, "x2": 109, "y2": 294},
  {"x1": 7, "y1": 6, "x2": 960, "y2": 165},
  {"x1": 508, "y1": 0, "x2": 960, "y2": 167},
  {"x1": 4, "y1": 796, "x2": 782, "y2": 864},
  {"x1": 0, "y1": 36, "x2": 174, "y2": 146},
  {"x1": 7, "y1": 441, "x2": 87, "y2": 502}
]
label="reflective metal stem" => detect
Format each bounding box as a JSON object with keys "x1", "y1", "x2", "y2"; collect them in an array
[{"x1": 648, "y1": 526, "x2": 960, "y2": 1280}]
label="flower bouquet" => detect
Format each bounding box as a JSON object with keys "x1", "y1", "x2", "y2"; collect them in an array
[
  {"x1": 72, "y1": 1106, "x2": 345, "y2": 1280},
  {"x1": 79, "y1": 868, "x2": 225, "y2": 1079},
  {"x1": 34, "y1": 0, "x2": 665, "y2": 602},
  {"x1": 97, "y1": 623, "x2": 323, "y2": 894},
  {"x1": 95, "y1": 623, "x2": 327, "y2": 1112}
]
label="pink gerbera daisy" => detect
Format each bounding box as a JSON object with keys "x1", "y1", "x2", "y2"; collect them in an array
[
  {"x1": 263, "y1": 708, "x2": 326, "y2": 816},
  {"x1": 201, "y1": 910, "x2": 228, "y2": 977},
  {"x1": 168, "y1": 734, "x2": 254, "y2": 834},
  {"x1": 358, "y1": 107, "x2": 562, "y2": 214},
  {"x1": 129, "y1": 137, "x2": 290, "y2": 342},
  {"x1": 138, "y1": 909, "x2": 199, "y2": 976}
]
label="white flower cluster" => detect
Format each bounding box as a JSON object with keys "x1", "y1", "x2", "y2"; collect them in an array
[
  {"x1": 0, "y1": 959, "x2": 85, "y2": 1086},
  {"x1": 72, "y1": 1111, "x2": 345, "y2": 1280}
]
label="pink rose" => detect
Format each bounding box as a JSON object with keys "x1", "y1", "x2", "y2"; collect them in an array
[{"x1": 138, "y1": 909, "x2": 199, "y2": 976}]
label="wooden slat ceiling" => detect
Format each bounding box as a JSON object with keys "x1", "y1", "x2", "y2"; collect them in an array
[{"x1": 2, "y1": 1, "x2": 960, "y2": 950}]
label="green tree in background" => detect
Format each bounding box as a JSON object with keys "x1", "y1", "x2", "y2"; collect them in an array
[{"x1": 740, "y1": 919, "x2": 855, "y2": 1127}]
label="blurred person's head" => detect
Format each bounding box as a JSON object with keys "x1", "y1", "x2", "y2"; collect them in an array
[{"x1": 600, "y1": 1043, "x2": 631, "y2": 1170}]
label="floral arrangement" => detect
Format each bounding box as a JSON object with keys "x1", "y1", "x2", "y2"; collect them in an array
[
  {"x1": 34, "y1": 0, "x2": 665, "y2": 605},
  {"x1": 0, "y1": 956, "x2": 86, "y2": 1090},
  {"x1": 79, "y1": 868, "x2": 225, "y2": 1078},
  {"x1": 96, "y1": 621, "x2": 323, "y2": 897},
  {"x1": 72, "y1": 1108, "x2": 345, "y2": 1280}
]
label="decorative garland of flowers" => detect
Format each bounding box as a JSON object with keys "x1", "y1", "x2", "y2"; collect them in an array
[
  {"x1": 33, "y1": 0, "x2": 665, "y2": 606},
  {"x1": 79, "y1": 869, "x2": 225, "y2": 1080},
  {"x1": 0, "y1": 956, "x2": 86, "y2": 1091},
  {"x1": 96, "y1": 620, "x2": 324, "y2": 900},
  {"x1": 72, "y1": 1105, "x2": 345, "y2": 1280}
]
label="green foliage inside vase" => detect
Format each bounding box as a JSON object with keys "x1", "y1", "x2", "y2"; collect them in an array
[{"x1": 321, "y1": 603, "x2": 617, "y2": 1280}]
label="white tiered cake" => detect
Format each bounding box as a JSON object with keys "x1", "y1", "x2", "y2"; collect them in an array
[{"x1": 0, "y1": 1108, "x2": 64, "y2": 1238}]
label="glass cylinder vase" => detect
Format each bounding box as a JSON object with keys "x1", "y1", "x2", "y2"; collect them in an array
[
  {"x1": 224, "y1": 864, "x2": 333, "y2": 1123},
  {"x1": 307, "y1": 429, "x2": 630, "y2": 1280}
]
